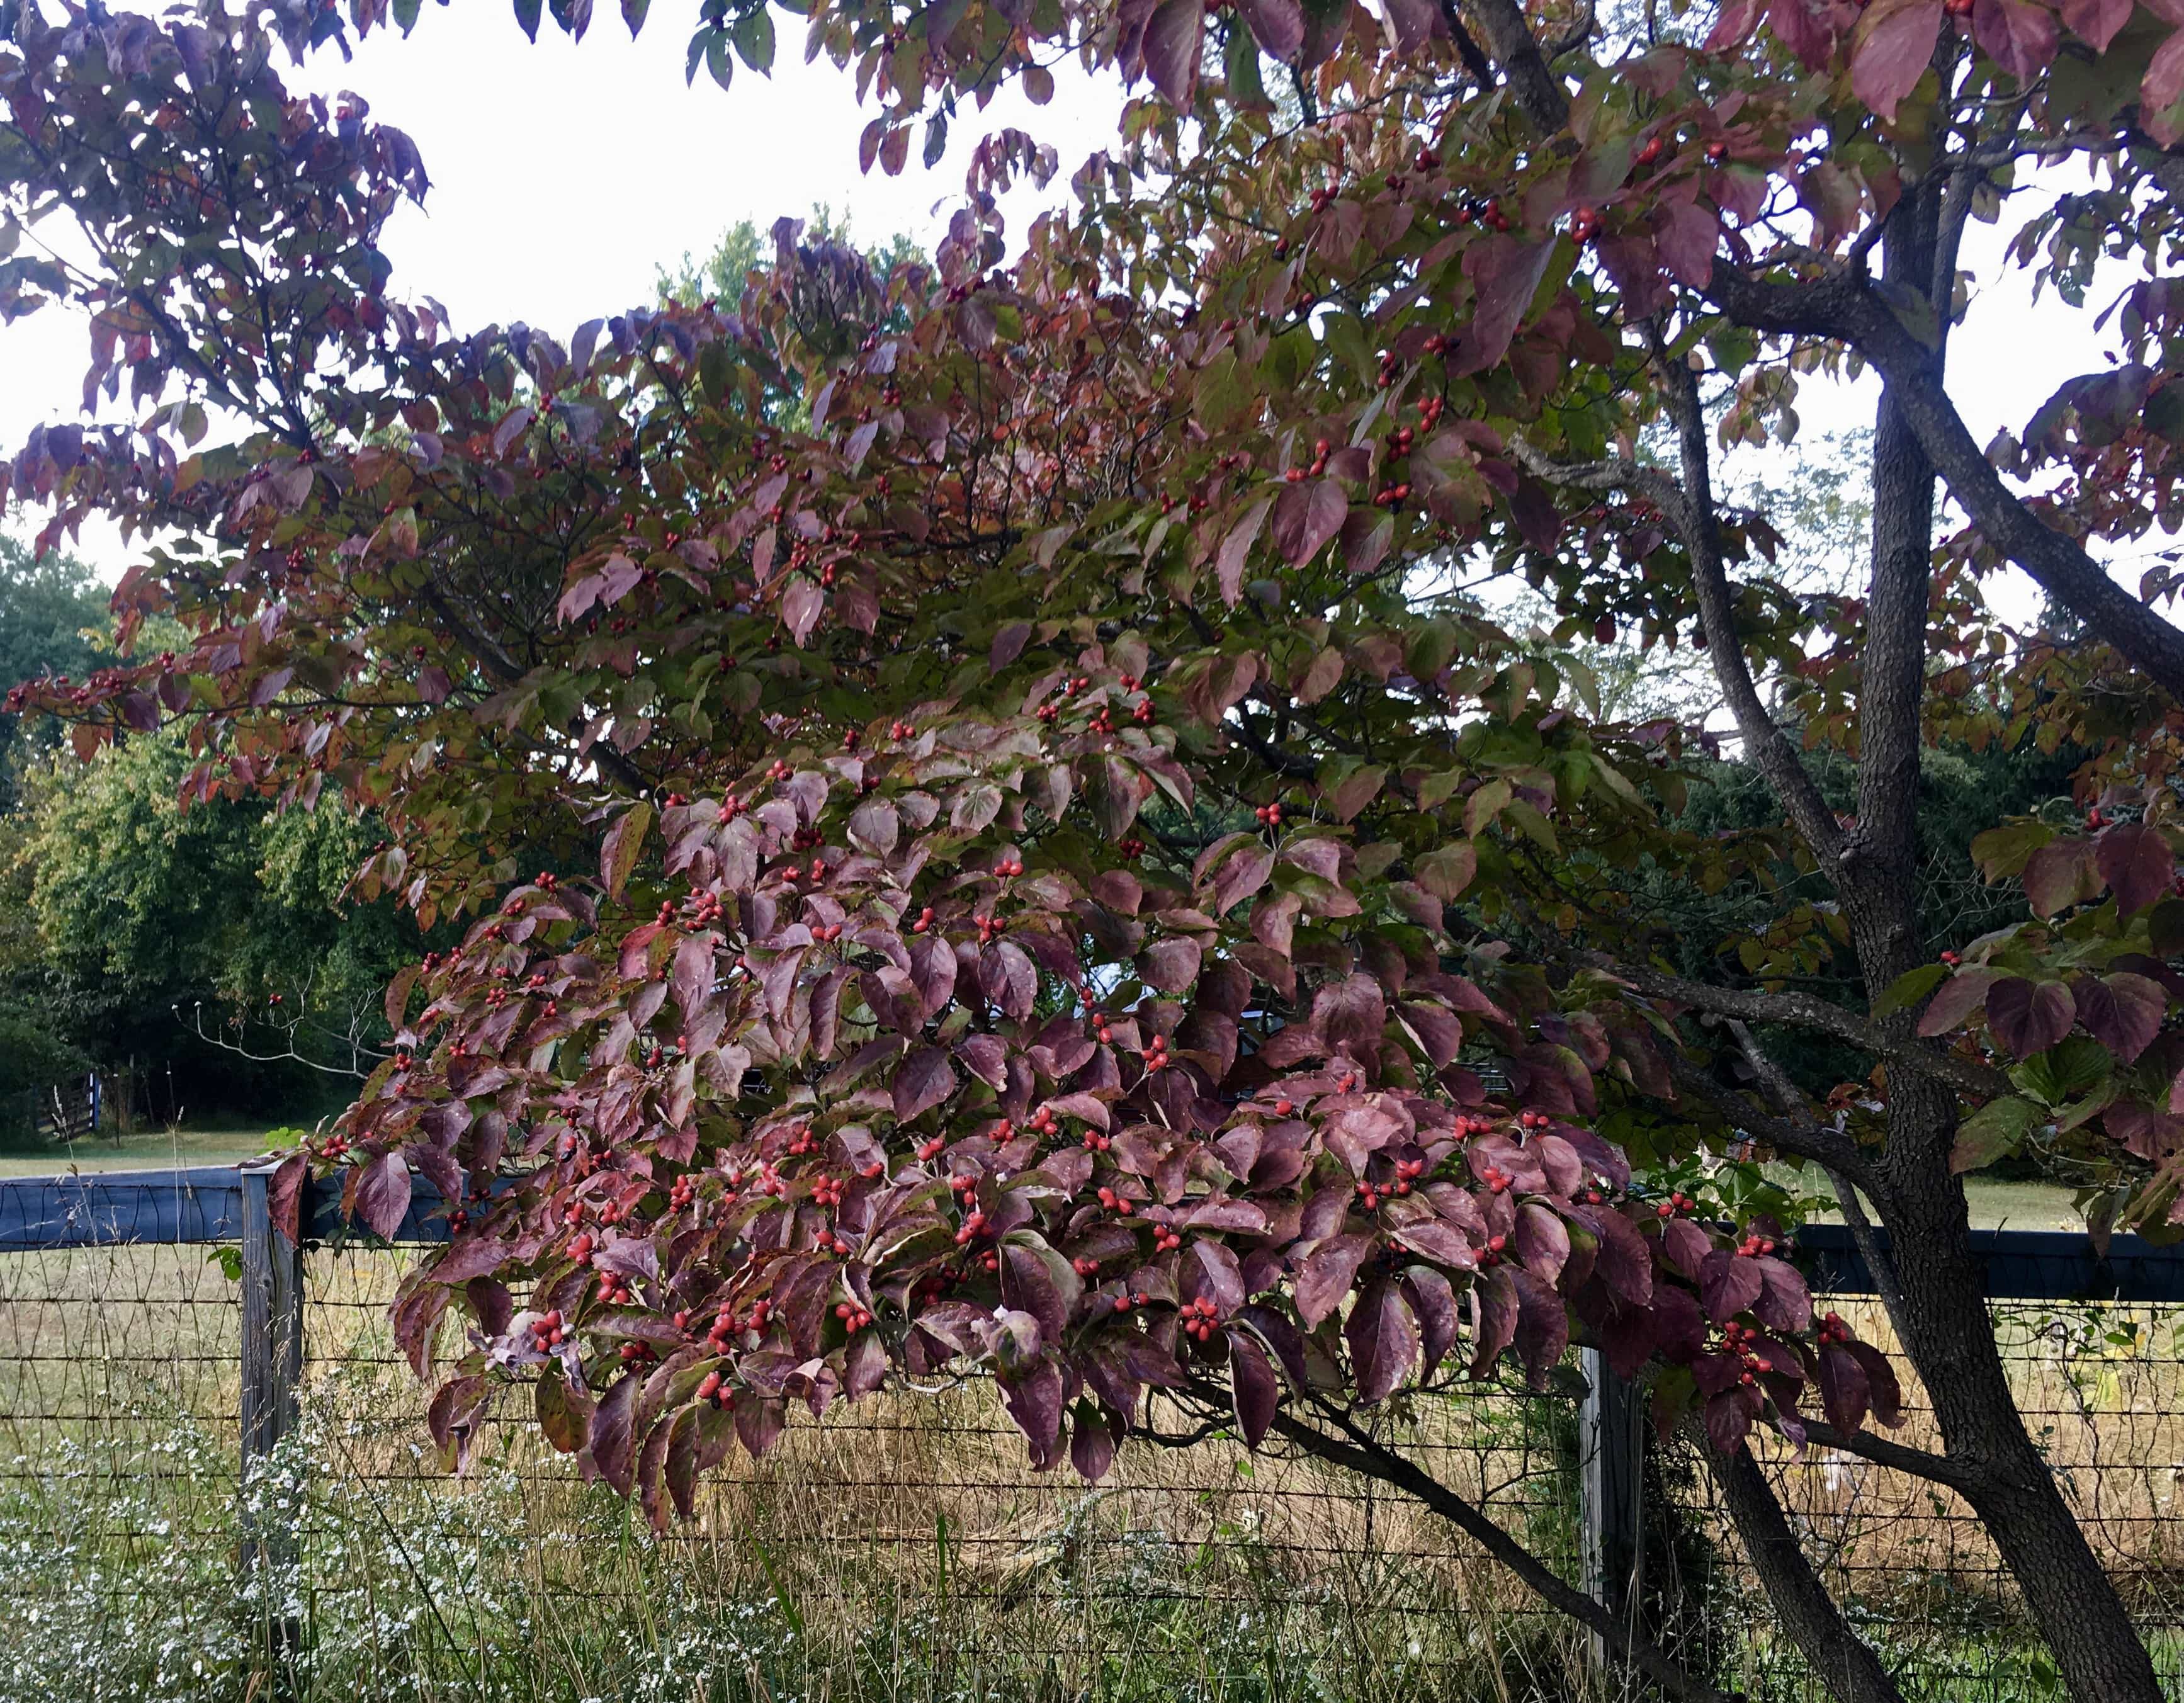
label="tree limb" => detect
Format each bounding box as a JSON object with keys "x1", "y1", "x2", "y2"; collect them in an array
[
  {"x1": 1249, "y1": 1393, "x2": 1743, "y2": 1703},
  {"x1": 1664, "y1": 1052, "x2": 1872, "y2": 1178},
  {"x1": 1648, "y1": 334, "x2": 1851, "y2": 871},
  {"x1": 1461, "y1": 0, "x2": 1571, "y2": 131},
  {"x1": 1712, "y1": 1442, "x2": 1910, "y2": 1703},
  {"x1": 1706, "y1": 264, "x2": 2184, "y2": 704},
  {"x1": 1576, "y1": 952, "x2": 2010, "y2": 1100}
]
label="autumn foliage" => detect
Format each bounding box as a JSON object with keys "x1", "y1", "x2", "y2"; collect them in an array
[{"x1": 9, "y1": 0, "x2": 2184, "y2": 1692}]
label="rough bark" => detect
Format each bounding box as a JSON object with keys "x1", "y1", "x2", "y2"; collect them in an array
[{"x1": 1712, "y1": 1445, "x2": 1908, "y2": 1703}]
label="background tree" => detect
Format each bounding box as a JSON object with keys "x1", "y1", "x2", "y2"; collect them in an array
[
  {"x1": 7, "y1": 1, "x2": 2184, "y2": 1700},
  {"x1": 0, "y1": 534, "x2": 105, "y2": 811}
]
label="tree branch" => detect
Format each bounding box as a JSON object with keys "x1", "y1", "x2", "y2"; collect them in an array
[
  {"x1": 1461, "y1": 0, "x2": 1571, "y2": 132},
  {"x1": 1576, "y1": 952, "x2": 2010, "y2": 1101},
  {"x1": 1711, "y1": 1442, "x2": 1910, "y2": 1703},
  {"x1": 1664, "y1": 1051, "x2": 1871, "y2": 1178},
  {"x1": 1706, "y1": 264, "x2": 2184, "y2": 704},
  {"x1": 1637, "y1": 344, "x2": 1852, "y2": 871},
  {"x1": 1248, "y1": 1393, "x2": 1743, "y2": 1703}
]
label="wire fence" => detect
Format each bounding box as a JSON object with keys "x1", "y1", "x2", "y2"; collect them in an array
[{"x1": 0, "y1": 1179, "x2": 2179, "y2": 1702}]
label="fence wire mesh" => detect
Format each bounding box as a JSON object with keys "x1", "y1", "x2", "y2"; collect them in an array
[{"x1": 0, "y1": 1228, "x2": 2178, "y2": 1702}]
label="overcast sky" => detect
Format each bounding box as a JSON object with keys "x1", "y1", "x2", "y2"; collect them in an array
[{"x1": 0, "y1": 8, "x2": 2116, "y2": 599}]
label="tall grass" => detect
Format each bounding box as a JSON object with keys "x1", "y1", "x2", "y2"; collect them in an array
[{"x1": 0, "y1": 1248, "x2": 2180, "y2": 1701}]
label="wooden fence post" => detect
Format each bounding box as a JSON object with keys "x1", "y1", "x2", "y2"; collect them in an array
[
  {"x1": 1578, "y1": 1347, "x2": 1646, "y2": 1671},
  {"x1": 239, "y1": 1160, "x2": 305, "y2": 1682}
]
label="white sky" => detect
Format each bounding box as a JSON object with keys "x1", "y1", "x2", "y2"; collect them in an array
[{"x1": 0, "y1": 10, "x2": 2125, "y2": 604}]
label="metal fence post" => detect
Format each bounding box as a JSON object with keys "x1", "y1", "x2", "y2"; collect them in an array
[
  {"x1": 240, "y1": 1161, "x2": 305, "y2": 1680},
  {"x1": 1578, "y1": 1347, "x2": 1646, "y2": 1670}
]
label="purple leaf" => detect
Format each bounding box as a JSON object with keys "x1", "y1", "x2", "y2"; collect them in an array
[
  {"x1": 1848, "y1": 0, "x2": 1942, "y2": 120},
  {"x1": 588, "y1": 1374, "x2": 638, "y2": 1496},
  {"x1": 1848, "y1": 1341, "x2": 1903, "y2": 1425},
  {"x1": 1817, "y1": 1342, "x2": 1870, "y2": 1435},
  {"x1": 2074, "y1": 971, "x2": 2166, "y2": 1064},
  {"x1": 2096, "y1": 822, "x2": 2175, "y2": 918},
  {"x1": 1345, "y1": 1279, "x2": 1420, "y2": 1401},
  {"x1": 1070, "y1": 1402, "x2": 1119, "y2": 1480},
  {"x1": 894, "y1": 1047, "x2": 956, "y2": 1122},
  {"x1": 1916, "y1": 967, "x2": 1998, "y2": 1036},
  {"x1": 2060, "y1": 0, "x2": 2130, "y2": 48},
  {"x1": 1509, "y1": 1268, "x2": 1568, "y2": 1388},
  {"x1": 1216, "y1": 499, "x2": 1270, "y2": 606},
  {"x1": 1143, "y1": 0, "x2": 1204, "y2": 106},
  {"x1": 1751, "y1": 1257, "x2": 1812, "y2": 1332},
  {"x1": 1229, "y1": 1331, "x2": 1280, "y2": 1446},
  {"x1": 1514, "y1": 1202, "x2": 1570, "y2": 1284},
  {"x1": 1270, "y1": 477, "x2": 1349, "y2": 566},
  {"x1": 1296, "y1": 1233, "x2": 1373, "y2": 1328},
  {"x1": 1699, "y1": 1249, "x2": 1764, "y2": 1322},
  {"x1": 1139, "y1": 936, "x2": 1203, "y2": 993},
  {"x1": 1469, "y1": 1265, "x2": 1519, "y2": 1375},
  {"x1": 1704, "y1": 1387, "x2": 1759, "y2": 1454},
  {"x1": 1972, "y1": 0, "x2": 2059, "y2": 79},
  {"x1": 1658, "y1": 1216, "x2": 1711, "y2": 1281},
  {"x1": 599, "y1": 802, "x2": 653, "y2": 902},
  {"x1": 1985, "y1": 976, "x2": 2076, "y2": 1059},
  {"x1": 354, "y1": 1150, "x2": 411, "y2": 1240},
  {"x1": 267, "y1": 1153, "x2": 310, "y2": 1246},
  {"x1": 2022, "y1": 839, "x2": 2096, "y2": 917}
]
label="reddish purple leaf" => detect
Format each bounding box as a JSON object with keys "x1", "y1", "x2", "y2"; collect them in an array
[
  {"x1": 599, "y1": 801, "x2": 653, "y2": 902},
  {"x1": 354, "y1": 1149, "x2": 412, "y2": 1240},
  {"x1": 2096, "y1": 822, "x2": 2175, "y2": 918},
  {"x1": 2022, "y1": 839, "x2": 2096, "y2": 918},
  {"x1": 588, "y1": 1374, "x2": 639, "y2": 1496},
  {"x1": 1699, "y1": 1249, "x2": 1765, "y2": 1322},
  {"x1": 2061, "y1": 0, "x2": 2131, "y2": 48},
  {"x1": 1143, "y1": 0, "x2": 1204, "y2": 106},
  {"x1": 1972, "y1": 0, "x2": 2059, "y2": 80},
  {"x1": 1270, "y1": 477, "x2": 1349, "y2": 565},
  {"x1": 1345, "y1": 1278, "x2": 1420, "y2": 1401},
  {"x1": 1751, "y1": 1257, "x2": 1812, "y2": 1332},
  {"x1": 266, "y1": 1153, "x2": 310, "y2": 1247},
  {"x1": 1218, "y1": 498, "x2": 1271, "y2": 607},
  {"x1": 893, "y1": 1046, "x2": 956, "y2": 1121},
  {"x1": 1984, "y1": 976, "x2": 2076, "y2": 1059},
  {"x1": 1849, "y1": 0, "x2": 1942, "y2": 119},
  {"x1": 1296, "y1": 1233, "x2": 1374, "y2": 1328},
  {"x1": 1229, "y1": 1331, "x2": 1280, "y2": 1446},
  {"x1": 2073, "y1": 972, "x2": 2166, "y2": 1065},
  {"x1": 1817, "y1": 1342, "x2": 1870, "y2": 1435},
  {"x1": 1916, "y1": 967, "x2": 1998, "y2": 1036}
]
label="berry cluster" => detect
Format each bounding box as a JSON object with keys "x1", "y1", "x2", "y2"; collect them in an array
[{"x1": 528, "y1": 1310, "x2": 568, "y2": 1351}]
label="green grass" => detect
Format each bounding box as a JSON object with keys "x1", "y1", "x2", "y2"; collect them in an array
[
  {"x1": 0, "y1": 1122, "x2": 295, "y2": 1177},
  {"x1": 1780, "y1": 1168, "x2": 2083, "y2": 1232}
]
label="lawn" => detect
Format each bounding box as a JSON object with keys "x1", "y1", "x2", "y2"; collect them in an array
[{"x1": 0, "y1": 1123, "x2": 293, "y2": 1178}]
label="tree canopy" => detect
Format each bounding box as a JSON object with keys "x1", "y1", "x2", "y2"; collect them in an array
[{"x1": 6, "y1": 0, "x2": 2184, "y2": 1695}]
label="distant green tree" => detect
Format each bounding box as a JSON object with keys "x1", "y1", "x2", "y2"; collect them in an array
[
  {"x1": 4, "y1": 730, "x2": 428, "y2": 1120},
  {"x1": 0, "y1": 536, "x2": 106, "y2": 812}
]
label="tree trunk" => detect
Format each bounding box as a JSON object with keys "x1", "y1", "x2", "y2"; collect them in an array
[
  {"x1": 1878, "y1": 1145, "x2": 2165, "y2": 1703},
  {"x1": 1838, "y1": 174, "x2": 2168, "y2": 1703}
]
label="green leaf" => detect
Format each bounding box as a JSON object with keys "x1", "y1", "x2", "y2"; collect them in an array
[
  {"x1": 1414, "y1": 842, "x2": 1478, "y2": 902},
  {"x1": 1871, "y1": 961, "x2": 1947, "y2": 1020},
  {"x1": 1950, "y1": 1096, "x2": 2044, "y2": 1174},
  {"x1": 2009, "y1": 1034, "x2": 2112, "y2": 1108},
  {"x1": 1969, "y1": 818, "x2": 2052, "y2": 881},
  {"x1": 731, "y1": 5, "x2": 774, "y2": 71}
]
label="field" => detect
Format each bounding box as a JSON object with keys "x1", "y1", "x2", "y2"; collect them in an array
[{"x1": 0, "y1": 1240, "x2": 2177, "y2": 1702}]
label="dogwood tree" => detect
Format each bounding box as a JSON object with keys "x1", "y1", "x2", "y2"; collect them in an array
[{"x1": 6, "y1": 0, "x2": 2184, "y2": 1695}]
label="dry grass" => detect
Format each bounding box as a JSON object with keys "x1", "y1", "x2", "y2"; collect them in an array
[{"x1": 0, "y1": 1244, "x2": 2180, "y2": 1701}]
